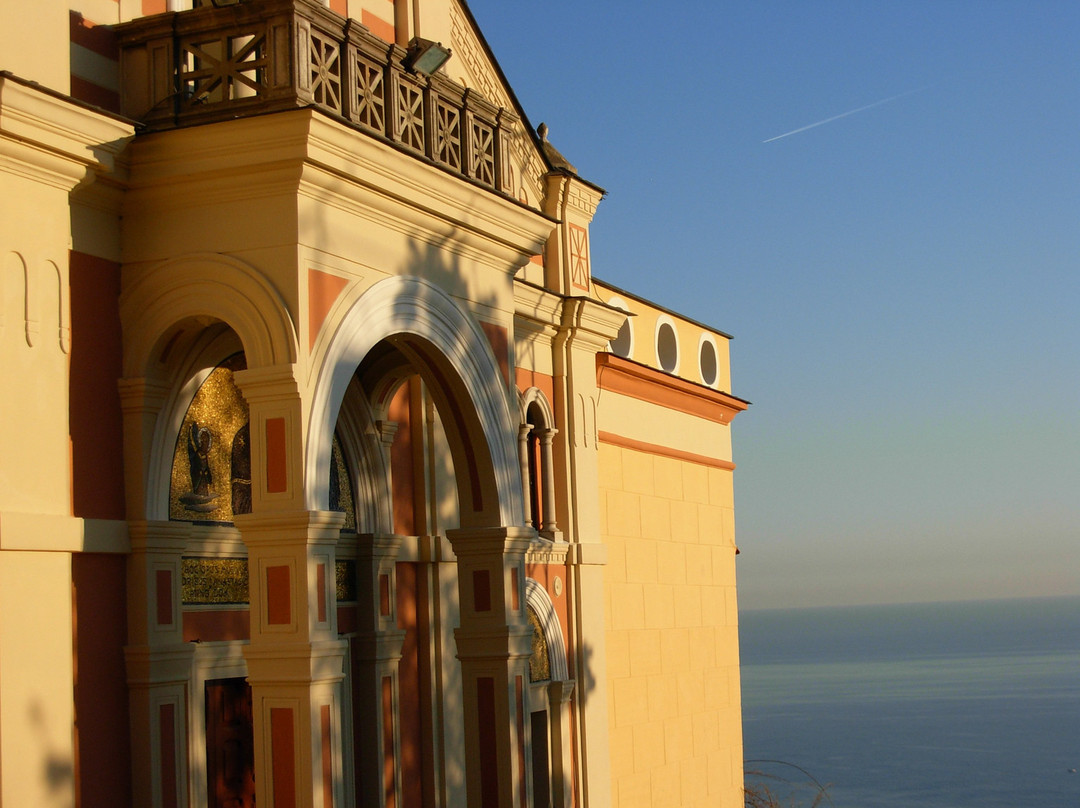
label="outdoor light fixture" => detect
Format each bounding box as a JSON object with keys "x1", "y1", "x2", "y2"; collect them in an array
[{"x1": 403, "y1": 37, "x2": 452, "y2": 76}]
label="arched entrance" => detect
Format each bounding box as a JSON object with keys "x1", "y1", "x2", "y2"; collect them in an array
[{"x1": 312, "y1": 276, "x2": 535, "y2": 808}]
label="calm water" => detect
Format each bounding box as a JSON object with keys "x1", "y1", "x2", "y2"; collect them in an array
[{"x1": 739, "y1": 597, "x2": 1080, "y2": 807}]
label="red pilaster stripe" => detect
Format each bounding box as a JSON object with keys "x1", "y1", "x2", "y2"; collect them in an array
[
  {"x1": 69, "y1": 12, "x2": 120, "y2": 112},
  {"x1": 69, "y1": 12, "x2": 118, "y2": 59},
  {"x1": 477, "y1": 677, "x2": 499, "y2": 808},
  {"x1": 473, "y1": 570, "x2": 491, "y2": 613},
  {"x1": 479, "y1": 321, "x2": 510, "y2": 387},
  {"x1": 379, "y1": 574, "x2": 391, "y2": 617},
  {"x1": 155, "y1": 569, "x2": 173, "y2": 627},
  {"x1": 511, "y1": 567, "x2": 520, "y2": 613},
  {"x1": 271, "y1": 708, "x2": 297, "y2": 808},
  {"x1": 266, "y1": 565, "x2": 292, "y2": 626},
  {"x1": 382, "y1": 677, "x2": 396, "y2": 808},
  {"x1": 265, "y1": 417, "x2": 288, "y2": 493},
  {"x1": 159, "y1": 703, "x2": 178, "y2": 808},
  {"x1": 321, "y1": 704, "x2": 334, "y2": 808},
  {"x1": 515, "y1": 676, "x2": 527, "y2": 808},
  {"x1": 361, "y1": 10, "x2": 395, "y2": 43},
  {"x1": 317, "y1": 563, "x2": 327, "y2": 624}
]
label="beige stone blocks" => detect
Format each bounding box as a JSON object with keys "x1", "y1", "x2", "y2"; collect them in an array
[{"x1": 600, "y1": 441, "x2": 743, "y2": 807}]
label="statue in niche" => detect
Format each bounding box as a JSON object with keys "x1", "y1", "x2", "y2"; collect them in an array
[
  {"x1": 169, "y1": 352, "x2": 251, "y2": 523},
  {"x1": 180, "y1": 422, "x2": 219, "y2": 513},
  {"x1": 231, "y1": 422, "x2": 252, "y2": 515}
]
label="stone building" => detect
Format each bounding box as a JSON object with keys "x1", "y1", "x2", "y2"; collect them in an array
[{"x1": 0, "y1": 1, "x2": 748, "y2": 806}]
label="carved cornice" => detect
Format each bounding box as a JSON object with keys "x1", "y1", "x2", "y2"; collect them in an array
[
  {"x1": 0, "y1": 74, "x2": 133, "y2": 188},
  {"x1": 596, "y1": 353, "x2": 749, "y2": 425}
]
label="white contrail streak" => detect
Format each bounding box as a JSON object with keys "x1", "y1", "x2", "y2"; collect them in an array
[{"x1": 763, "y1": 87, "x2": 926, "y2": 143}]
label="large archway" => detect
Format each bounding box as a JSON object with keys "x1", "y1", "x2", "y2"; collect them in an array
[{"x1": 307, "y1": 275, "x2": 523, "y2": 529}]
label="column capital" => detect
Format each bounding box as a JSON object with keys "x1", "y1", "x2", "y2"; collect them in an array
[
  {"x1": 454, "y1": 624, "x2": 533, "y2": 662},
  {"x1": 117, "y1": 376, "x2": 171, "y2": 412},
  {"x1": 446, "y1": 525, "x2": 535, "y2": 558},
  {"x1": 126, "y1": 520, "x2": 190, "y2": 553},
  {"x1": 243, "y1": 638, "x2": 348, "y2": 685},
  {"x1": 234, "y1": 509, "x2": 345, "y2": 546},
  {"x1": 231, "y1": 363, "x2": 301, "y2": 403},
  {"x1": 124, "y1": 643, "x2": 196, "y2": 686},
  {"x1": 548, "y1": 678, "x2": 576, "y2": 706}
]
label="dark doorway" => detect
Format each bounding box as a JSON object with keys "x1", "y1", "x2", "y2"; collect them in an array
[{"x1": 206, "y1": 677, "x2": 256, "y2": 808}]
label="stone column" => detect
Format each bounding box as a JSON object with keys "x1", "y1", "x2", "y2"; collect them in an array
[
  {"x1": 119, "y1": 379, "x2": 196, "y2": 808},
  {"x1": 124, "y1": 520, "x2": 195, "y2": 808},
  {"x1": 447, "y1": 526, "x2": 535, "y2": 808},
  {"x1": 352, "y1": 533, "x2": 406, "y2": 807},
  {"x1": 538, "y1": 428, "x2": 560, "y2": 537},
  {"x1": 518, "y1": 424, "x2": 534, "y2": 528},
  {"x1": 233, "y1": 365, "x2": 346, "y2": 808},
  {"x1": 236, "y1": 509, "x2": 348, "y2": 808}
]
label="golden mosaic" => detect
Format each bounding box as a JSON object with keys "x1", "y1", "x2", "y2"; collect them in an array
[
  {"x1": 336, "y1": 560, "x2": 358, "y2": 602},
  {"x1": 182, "y1": 558, "x2": 249, "y2": 605},
  {"x1": 170, "y1": 353, "x2": 250, "y2": 522},
  {"x1": 330, "y1": 434, "x2": 357, "y2": 531},
  {"x1": 527, "y1": 606, "x2": 550, "y2": 682}
]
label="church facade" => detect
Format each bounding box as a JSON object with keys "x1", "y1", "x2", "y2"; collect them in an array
[{"x1": 0, "y1": 1, "x2": 748, "y2": 806}]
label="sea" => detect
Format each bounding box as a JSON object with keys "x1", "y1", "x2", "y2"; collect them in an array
[{"x1": 738, "y1": 596, "x2": 1080, "y2": 808}]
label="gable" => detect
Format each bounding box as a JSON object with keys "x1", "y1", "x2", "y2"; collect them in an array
[{"x1": 448, "y1": 0, "x2": 547, "y2": 208}]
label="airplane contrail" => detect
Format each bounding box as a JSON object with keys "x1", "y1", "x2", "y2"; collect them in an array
[{"x1": 763, "y1": 87, "x2": 926, "y2": 143}]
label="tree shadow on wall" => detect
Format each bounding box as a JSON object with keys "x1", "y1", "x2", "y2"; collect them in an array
[{"x1": 27, "y1": 700, "x2": 76, "y2": 807}]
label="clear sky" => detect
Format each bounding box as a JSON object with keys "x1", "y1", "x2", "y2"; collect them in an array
[{"x1": 467, "y1": 0, "x2": 1080, "y2": 610}]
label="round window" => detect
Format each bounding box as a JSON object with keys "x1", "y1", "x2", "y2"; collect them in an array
[
  {"x1": 699, "y1": 337, "x2": 718, "y2": 387},
  {"x1": 657, "y1": 320, "x2": 678, "y2": 373}
]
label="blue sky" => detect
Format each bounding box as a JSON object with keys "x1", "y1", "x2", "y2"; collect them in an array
[{"x1": 467, "y1": 0, "x2": 1080, "y2": 609}]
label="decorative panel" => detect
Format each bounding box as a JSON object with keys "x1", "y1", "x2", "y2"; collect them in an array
[
  {"x1": 351, "y1": 54, "x2": 385, "y2": 132},
  {"x1": 394, "y1": 75, "x2": 425, "y2": 152},
  {"x1": 182, "y1": 558, "x2": 249, "y2": 605},
  {"x1": 307, "y1": 28, "x2": 342, "y2": 113},
  {"x1": 568, "y1": 224, "x2": 590, "y2": 291}
]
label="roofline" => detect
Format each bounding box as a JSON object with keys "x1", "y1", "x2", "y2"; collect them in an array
[
  {"x1": 456, "y1": 0, "x2": 607, "y2": 196},
  {"x1": 593, "y1": 276, "x2": 736, "y2": 341}
]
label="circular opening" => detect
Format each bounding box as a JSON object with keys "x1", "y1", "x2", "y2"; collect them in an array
[
  {"x1": 656, "y1": 320, "x2": 679, "y2": 373},
  {"x1": 699, "y1": 337, "x2": 718, "y2": 387}
]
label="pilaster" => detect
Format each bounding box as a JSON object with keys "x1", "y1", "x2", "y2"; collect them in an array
[
  {"x1": 235, "y1": 508, "x2": 347, "y2": 808},
  {"x1": 447, "y1": 525, "x2": 535, "y2": 808},
  {"x1": 124, "y1": 520, "x2": 196, "y2": 808},
  {"x1": 352, "y1": 533, "x2": 407, "y2": 808},
  {"x1": 551, "y1": 297, "x2": 623, "y2": 808},
  {"x1": 236, "y1": 512, "x2": 345, "y2": 808}
]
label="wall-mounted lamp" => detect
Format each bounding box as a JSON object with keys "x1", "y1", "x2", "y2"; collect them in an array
[{"x1": 403, "y1": 37, "x2": 452, "y2": 76}]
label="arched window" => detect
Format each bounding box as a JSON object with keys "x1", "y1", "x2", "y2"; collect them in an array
[
  {"x1": 519, "y1": 389, "x2": 559, "y2": 538},
  {"x1": 525, "y1": 580, "x2": 573, "y2": 808}
]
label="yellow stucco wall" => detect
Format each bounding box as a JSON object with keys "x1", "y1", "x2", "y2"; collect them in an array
[{"x1": 599, "y1": 440, "x2": 743, "y2": 808}]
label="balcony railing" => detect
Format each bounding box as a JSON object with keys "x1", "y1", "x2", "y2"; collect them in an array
[{"x1": 115, "y1": 0, "x2": 519, "y2": 195}]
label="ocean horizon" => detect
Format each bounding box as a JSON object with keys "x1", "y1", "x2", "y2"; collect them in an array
[{"x1": 739, "y1": 596, "x2": 1080, "y2": 808}]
